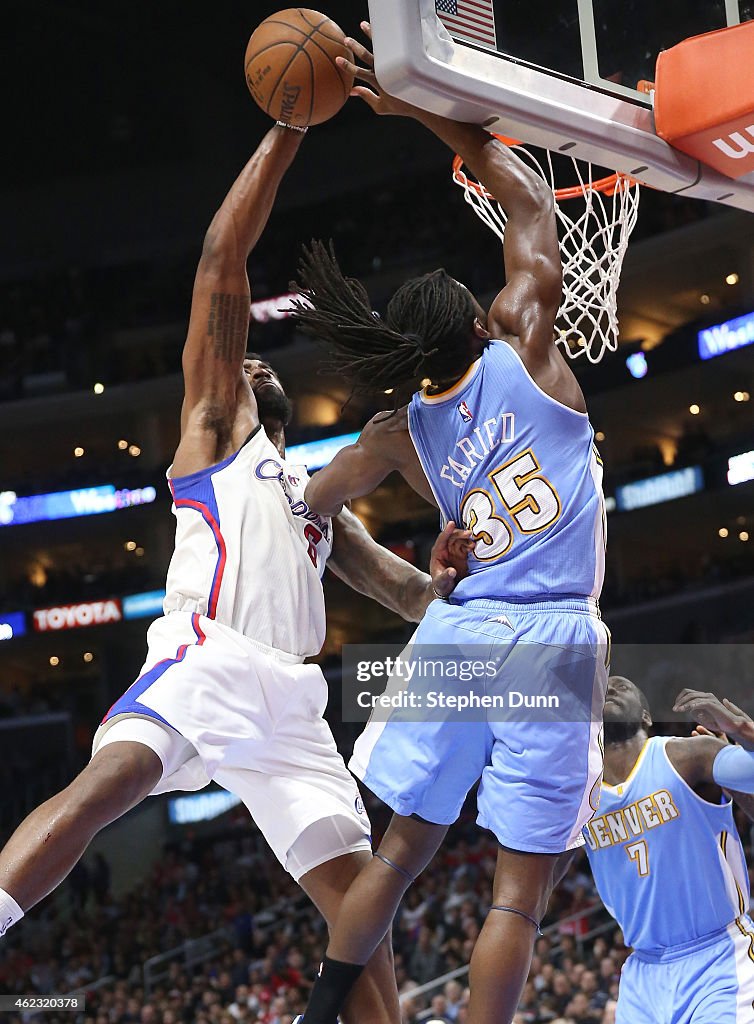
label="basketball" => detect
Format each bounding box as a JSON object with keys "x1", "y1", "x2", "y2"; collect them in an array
[{"x1": 244, "y1": 9, "x2": 354, "y2": 128}]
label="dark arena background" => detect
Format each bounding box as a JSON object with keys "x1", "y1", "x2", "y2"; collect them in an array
[{"x1": 1, "y1": 2, "x2": 753, "y2": 1023}]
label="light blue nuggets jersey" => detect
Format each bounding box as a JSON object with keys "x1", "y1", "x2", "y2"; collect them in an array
[
  {"x1": 407, "y1": 341, "x2": 605, "y2": 601},
  {"x1": 585, "y1": 737, "x2": 750, "y2": 952}
]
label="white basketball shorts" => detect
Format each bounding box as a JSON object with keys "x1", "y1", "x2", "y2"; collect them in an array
[{"x1": 92, "y1": 611, "x2": 372, "y2": 879}]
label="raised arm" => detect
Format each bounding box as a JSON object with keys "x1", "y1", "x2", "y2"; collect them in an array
[
  {"x1": 337, "y1": 25, "x2": 562, "y2": 359},
  {"x1": 174, "y1": 125, "x2": 305, "y2": 475}
]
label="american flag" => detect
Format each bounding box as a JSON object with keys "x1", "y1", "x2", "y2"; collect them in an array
[{"x1": 435, "y1": 0, "x2": 497, "y2": 50}]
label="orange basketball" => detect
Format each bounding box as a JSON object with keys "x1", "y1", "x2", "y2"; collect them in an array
[{"x1": 244, "y1": 9, "x2": 355, "y2": 128}]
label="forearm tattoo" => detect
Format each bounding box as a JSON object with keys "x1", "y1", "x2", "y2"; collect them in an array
[{"x1": 208, "y1": 293, "x2": 247, "y2": 362}]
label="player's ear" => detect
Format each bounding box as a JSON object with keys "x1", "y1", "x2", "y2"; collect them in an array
[
  {"x1": 473, "y1": 317, "x2": 490, "y2": 339},
  {"x1": 642, "y1": 709, "x2": 653, "y2": 730}
]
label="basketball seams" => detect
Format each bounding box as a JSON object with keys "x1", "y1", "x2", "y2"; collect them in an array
[
  {"x1": 244, "y1": 39, "x2": 298, "y2": 77},
  {"x1": 303, "y1": 30, "x2": 350, "y2": 100},
  {"x1": 294, "y1": 9, "x2": 350, "y2": 98}
]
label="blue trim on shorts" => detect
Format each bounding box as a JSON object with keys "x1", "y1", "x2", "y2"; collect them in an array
[{"x1": 102, "y1": 613, "x2": 205, "y2": 726}]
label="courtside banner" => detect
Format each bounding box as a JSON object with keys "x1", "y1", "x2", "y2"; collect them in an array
[
  {"x1": 341, "y1": 644, "x2": 753, "y2": 724},
  {"x1": 33, "y1": 599, "x2": 122, "y2": 632}
]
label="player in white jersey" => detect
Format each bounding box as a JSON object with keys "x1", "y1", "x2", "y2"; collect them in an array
[
  {"x1": 0, "y1": 124, "x2": 462, "y2": 1022},
  {"x1": 585, "y1": 677, "x2": 754, "y2": 1024}
]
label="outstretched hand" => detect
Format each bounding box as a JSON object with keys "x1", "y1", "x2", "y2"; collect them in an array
[
  {"x1": 429, "y1": 521, "x2": 476, "y2": 599},
  {"x1": 674, "y1": 689, "x2": 754, "y2": 750},
  {"x1": 337, "y1": 22, "x2": 423, "y2": 119}
]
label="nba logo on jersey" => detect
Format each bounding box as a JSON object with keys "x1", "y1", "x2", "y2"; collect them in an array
[{"x1": 457, "y1": 400, "x2": 473, "y2": 422}]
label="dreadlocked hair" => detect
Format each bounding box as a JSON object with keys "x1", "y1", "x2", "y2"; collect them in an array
[{"x1": 291, "y1": 240, "x2": 477, "y2": 402}]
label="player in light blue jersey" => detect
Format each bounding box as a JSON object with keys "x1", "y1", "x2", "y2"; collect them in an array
[
  {"x1": 585, "y1": 676, "x2": 754, "y2": 1024},
  {"x1": 291, "y1": 24, "x2": 609, "y2": 1024}
]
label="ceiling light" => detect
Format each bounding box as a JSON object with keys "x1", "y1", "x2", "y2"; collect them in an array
[
  {"x1": 135, "y1": 546, "x2": 145, "y2": 557},
  {"x1": 700, "y1": 294, "x2": 711, "y2": 305},
  {"x1": 93, "y1": 382, "x2": 105, "y2": 394},
  {"x1": 726, "y1": 273, "x2": 739, "y2": 285},
  {"x1": 118, "y1": 439, "x2": 128, "y2": 450},
  {"x1": 125, "y1": 540, "x2": 137, "y2": 551},
  {"x1": 128, "y1": 445, "x2": 141, "y2": 457},
  {"x1": 689, "y1": 404, "x2": 700, "y2": 415},
  {"x1": 741, "y1": 531, "x2": 750, "y2": 542},
  {"x1": 719, "y1": 527, "x2": 729, "y2": 538},
  {"x1": 595, "y1": 431, "x2": 606, "y2": 442},
  {"x1": 734, "y1": 391, "x2": 750, "y2": 402},
  {"x1": 420, "y1": 378, "x2": 432, "y2": 388},
  {"x1": 83, "y1": 652, "x2": 94, "y2": 663},
  {"x1": 49, "y1": 656, "x2": 60, "y2": 667},
  {"x1": 383, "y1": 388, "x2": 394, "y2": 395},
  {"x1": 74, "y1": 446, "x2": 85, "y2": 457}
]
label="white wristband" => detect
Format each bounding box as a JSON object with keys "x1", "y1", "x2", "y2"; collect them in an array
[{"x1": 275, "y1": 120, "x2": 308, "y2": 134}]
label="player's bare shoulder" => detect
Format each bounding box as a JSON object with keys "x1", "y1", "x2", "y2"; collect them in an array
[
  {"x1": 365, "y1": 406, "x2": 438, "y2": 506},
  {"x1": 361, "y1": 406, "x2": 412, "y2": 461},
  {"x1": 665, "y1": 734, "x2": 726, "y2": 788}
]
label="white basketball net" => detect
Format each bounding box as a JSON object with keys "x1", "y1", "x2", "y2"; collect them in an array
[{"x1": 452, "y1": 140, "x2": 641, "y2": 363}]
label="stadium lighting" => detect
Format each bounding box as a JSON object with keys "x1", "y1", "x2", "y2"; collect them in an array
[
  {"x1": 49, "y1": 656, "x2": 60, "y2": 667},
  {"x1": 728, "y1": 450, "x2": 754, "y2": 486},
  {"x1": 740, "y1": 531, "x2": 750, "y2": 542},
  {"x1": 719, "y1": 527, "x2": 729, "y2": 538},
  {"x1": 626, "y1": 352, "x2": 648, "y2": 379},
  {"x1": 93, "y1": 382, "x2": 105, "y2": 394},
  {"x1": 689, "y1": 404, "x2": 700, "y2": 415},
  {"x1": 726, "y1": 273, "x2": 739, "y2": 285},
  {"x1": 74, "y1": 446, "x2": 85, "y2": 457}
]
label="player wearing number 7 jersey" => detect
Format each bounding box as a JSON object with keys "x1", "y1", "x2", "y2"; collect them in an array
[
  {"x1": 288, "y1": 23, "x2": 609, "y2": 1024},
  {"x1": 586, "y1": 678, "x2": 754, "y2": 1024}
]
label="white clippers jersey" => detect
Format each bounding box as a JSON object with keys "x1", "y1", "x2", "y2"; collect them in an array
[{"x1": 164, "y1": 425, "x2": 332, "y2": 658}]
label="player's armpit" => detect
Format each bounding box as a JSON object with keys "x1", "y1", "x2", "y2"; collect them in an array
[{"x1": 328, "y1": 507, "x2": 433, "y2": 622}]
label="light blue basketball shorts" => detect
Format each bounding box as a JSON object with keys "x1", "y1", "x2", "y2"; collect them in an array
[
  {"x1": 617, "y1": 916, "x2": 754, "y2": 1024},
  {"x1": 349, "y1": 596, "x2": 610, "y2": 854}
]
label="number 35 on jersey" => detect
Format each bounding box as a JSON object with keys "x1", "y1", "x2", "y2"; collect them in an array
[{"x1": 461, "y1": 448, "x2": 561, "y2": 561}]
